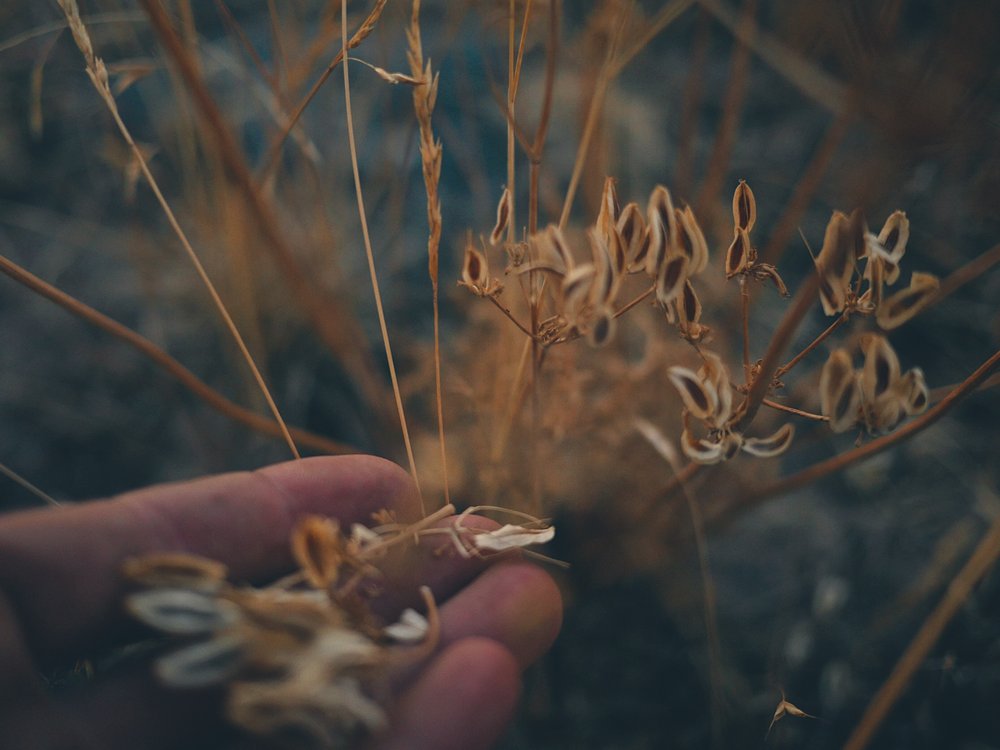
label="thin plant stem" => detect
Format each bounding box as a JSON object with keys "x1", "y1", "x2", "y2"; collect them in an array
[
  {"x1": 488, "y1": 296, "x2": 535, "y2": 338},
  {"x1": 843, "y1": 512, "x2": 1000, "y2": 750},
  {"x1": 614, "y1": 285, "x2": 655, "y2": 318},
  {"x1": 775, "y1": 312, "x2": 847, "y2": 378},
  {"x1": 61, "y1": 1, "x2": 300, "y2": 459},
  {"x1": 740, "y1": 276, "x2": 751, "y2": 384},
  {"x1": 0, "y1": 254, "x2": 351, "y2": 456},
  {"x1": 0, "y1": 461, "x2": 62, "y2": 507},
  {"x1": 341, "y1": 0, "x2": 421, "y2": 507},
  {"x1": 745, "y1": 348, "x2": 1000, "y2": 505},
  {"x1": 761, "y1": 398, "x2": 828, "y2": 421},
  {"x1": 932, "y1": 242, "x2": 1000, "y2": 304}
]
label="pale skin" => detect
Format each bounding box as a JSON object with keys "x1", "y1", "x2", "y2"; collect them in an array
[{"x1": 0, "y1": 455, "x2": 563, "y2": 749}]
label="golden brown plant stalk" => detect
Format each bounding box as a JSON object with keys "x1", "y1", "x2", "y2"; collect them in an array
[
  {"x1": 407, "y1": 0, "x2": 449, "y2": 507},
  {"x1": 56, "y1": 0, "x2": 301, "y2": 460}
]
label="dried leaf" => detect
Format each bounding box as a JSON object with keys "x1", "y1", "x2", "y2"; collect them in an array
[
  {"x1": 127, "y1": 588, "x2": 240, "y2": 635},
  {"x1": 820, "y1": 349, "x2": 860, "y2": 433},
  {"x1": 472, "y1": 524, "x2": 556, "y2": 552},
  {"x1": 742, "y1": 423, "x2": 795, "y2": 457},
  {"x1": 732, "y1": 179, "x2": 757, "y2": 232},
  {"x1": 667, "y1": 366, "x2": 718, "y2": 421},
  {"x1": 876, "y1": 271, "x2": 939, "y2": 329},
  {"x1": 490, "y1": 187, "x2": 511, "y2": 246}
]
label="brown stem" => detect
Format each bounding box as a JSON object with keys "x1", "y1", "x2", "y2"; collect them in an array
[
  {"x1": 932, "y1": 242, "x2": 1000, "y2": 304},
  {"x1": 745, "y1": 348, "x2": 1000, "y2": 504},
  {"x1": 740, "y1": 276, "x2": 751, "y2": 384},
  {"x1": 614, "y1": 285, "x2": 655, "y2": 318},
  {"x1": 0, "y1": 254, "x2": 352, "y2": 456},
  {"x1": 139, "y1": 0, "x2": 390, "y2": 430},
  {"x1": 843, "y1": 512, "x2": 1000, "y2": 750},
  {"x1": 734, "y1": 268, "x2": 820, "y2": 431},
  {"x1": 775, "y1": 312, "x2": 847, "y2": 378},
  {"x1": 488, "y1": 296, "x2": 535, "y2": 339},
  {"x1": 761, "y1": 398, "x2": 828, "y2": 421}
]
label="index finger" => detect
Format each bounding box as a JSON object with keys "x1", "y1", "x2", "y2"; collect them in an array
[{"x1": 0, "y1": 455, "x2": 419, "y2": 670}]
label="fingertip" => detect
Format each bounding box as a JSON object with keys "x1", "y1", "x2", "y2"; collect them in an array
[{"x1": 375, "y1": 637, "x2": 520, "y2": 750}]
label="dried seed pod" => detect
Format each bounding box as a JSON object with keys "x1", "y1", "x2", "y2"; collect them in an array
[
  {"x1": 127, "y1": 588, "x2": 241, "y2": 635},
  {"x1": 587, "y1": 306, "x2": 616, "y2": 347},
  {"x1": 876, "y1": 210, "x2": 909, "y2": 264},
  {"x1": 291, "y1": 516, "x2": 343, "y2": 589},
  {"x1": 155, "y1": 633, "x2": 246, "y2": 688},
  {"x1": 668, "y1": 366, "x2": 718, "y2": 421},
  {"x1": 680, "y1": 428, "x2": 725, "y2": 464},
  {"x1": 898, "y1": 368, "x2": 929, "y2": 415},
  {"x1": 122, "y1": 553, "x2": 228, "y2": 591},
  {"x1": 732, "y1": 179, "x2": 756, "y2": 233},
  {"x1": 820, "y1": 349, "x2": 860, "y2": 433},
  {"x1": 645, "y1": 185, "x2": 678, "y2": 277},
  {"x1": 676, "y1": 204, "x2": 709, "y2": 275},
  {"x1": 678, "y1": 280, "x2": 702, "y2": 328},
  {"x1": 656, "y1": 254, "x2": 689, "y2": 308},
  {"x1": 876, "y1": 271, "x2": 939, "y2": 329},
  {"x1": 860, "y1": 335, "x2": 901, "y2": 401},
  {"x1": 866, "y1": 393, "x2": 904, "y2": 435},
  {"x1": 561, "y1": 264, "x2": 596, "y2": 321},
  {"x1": 815, "y1": 211, "x2": 856, "y2": 315},
  {"x1": 460, "y1": 243, "x2": 489, "y2": 291},
  {"x1": 742, "y1": 423, "x2": 795, "y2": 457},
  {"x1": 616, "y1": 202, "x2": 646, "y2": 271},
  {"x1": 490, "y1": 187, "x2": 511, "y2": 246},
  {"x1": 725, "y1": 228, "x2": 751, "y2": 278},
  {"x1": 588, "y1": 228, "x2": 619, "y2": 306},
  {"x1": 597, "y1": 176, "x2": 621, "y2": 239},
  {"x1": 699, "y1": 352, "x2": 733, "y2": 425},
  {"x1": 753, "y1": 262, "x2": 790, "y2": 297}
]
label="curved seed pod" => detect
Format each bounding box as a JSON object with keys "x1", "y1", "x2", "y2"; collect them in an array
[
  {"x1": 616, "y1": 202, "x2": 646, "y2": 271},
  {"x1": 490, "y1": 187, "x2": 511, "y2": 246},
  {"x1": 546, "y1": 224, "x2": 575, "y2": 273},
  {"x1": 876, "y1": 271, "x2": 939, "y2": 329},
  {"x1": 898, "y1": 368, "x2": 929, "y2": 415},
  {"x1": 815, "y1": 211, "x2": 855, "y2": 315},
  {"x1": 561, "y1": 264, "x2": 596, "y2": 319},
  {"x1": 860, "y1": 334, "x2": 901, "y2": 401},
  {"x1": 122, "y1": 553, "x2": 228, "y2": 591},
  {"x1": 867, "y1": 393, "x2": 904, "y2": 435},
  {"x1": 680, "y1": 428, "x2": 726, "y2": 465},
  {"x1": 597, "y1": 176, "x2": 621, "y2": 240},
  {"x1": 656, "y1": 254, "x2": 689, "y2": 308},
  {"x1": 588, "y1": 228, "x2": 619, "y2": 306},
  {"x1": 876, "y1": 210, "x2": 909, "y2": 264},
  {"x1": 127, "y1": 588, "x2": 241, "y2": 635},
  {"x1": 699, "y1": 351, "x2": 733, "y2": 425},
  {"x1": 865, "y1": 253, "x2": 885, "y2": 308},
  {"x1": 678, "y1": 280, "x2": 702, "y2": 327},
  {"x1": 820, "y1": 349, "x2": 860, "y2": 432},
  {"x1": 156, "y1": 633, "x2": 246, "y2": 688},
  {"x1": 676, "y1": 205, "x2": 709, "y2": 275},
  {"x1": 608, "y1": 226, "x2": 628, "y2": 277},
  {"x1": 587, "y1": 306, "x2": 616, "y2": 348},
  {"x1": 668, "y1": 366, "x2": 719, "y2": 421},
  {"x1": 292, "y1": 516, "x2": 343, "y2": 589},
  {"x1": 725, "y1": 228, "x2": 751, "y2": 278},
  {"x1": 645, "y1": 185, "x2": 678, "y2": 277},
  {"x1": 460, "y1": 243, "x2": 489, "y2": 292},
  {"x1": 721, "y1": 431, "x2": 744, "y2": 460},
  {"x1": 732, "y1": 179, "x2": 756, "y2": 232},
  {"x1": 742, "y1": 423, "x2": 795, "y2": 458}
]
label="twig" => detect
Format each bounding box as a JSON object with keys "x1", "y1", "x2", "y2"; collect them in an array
[
  {"x1": 341, "y1": 0, "x2": 421, "y2": 505},
  {"x1": 775, "y1": 312, "x2": 847, "y2": 378},
  {"x1": 932, "y1": 242, "x2": 1000, "y2": 304},
  {"x1": 614, "y1": 285, "x2": 654, "y2": 318},
  {"x1": 843, "y1": 512, "x2": 1000, "y2": 750},
  {"x1": 0, "y1": 461, "x2": 62, "y2": 507},
  {"x1": 0, "y1": 253, "x2": 352, "y2": 456},
  {"x1": 761, "y1": 398, "x2": 828, "y2": 421},
  {"x1": 740, "y1": 276, "x2": 752, "y2": 384},
  {"x1": 488, "y1": 296, "x2": 535, "y2": 339}
]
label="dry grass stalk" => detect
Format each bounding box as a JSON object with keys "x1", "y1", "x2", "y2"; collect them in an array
[
  {"x1": 56, "y1": 0, "x2": 301, "y2": 460},
  {"x1": 407, "y1": 0, "x2": 450, "y2": 507},
  {"x1": 340, "y1": 0, "x2": 422, "y2": 507}
]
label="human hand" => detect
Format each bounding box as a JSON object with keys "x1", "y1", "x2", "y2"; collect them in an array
[{"x1": 0, "y1": 456, "x2": 562, "y2": 749}]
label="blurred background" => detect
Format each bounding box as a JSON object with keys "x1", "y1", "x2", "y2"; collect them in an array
[{"x1": 1, "y1": 1, "x2": 999, "y2": 747}]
